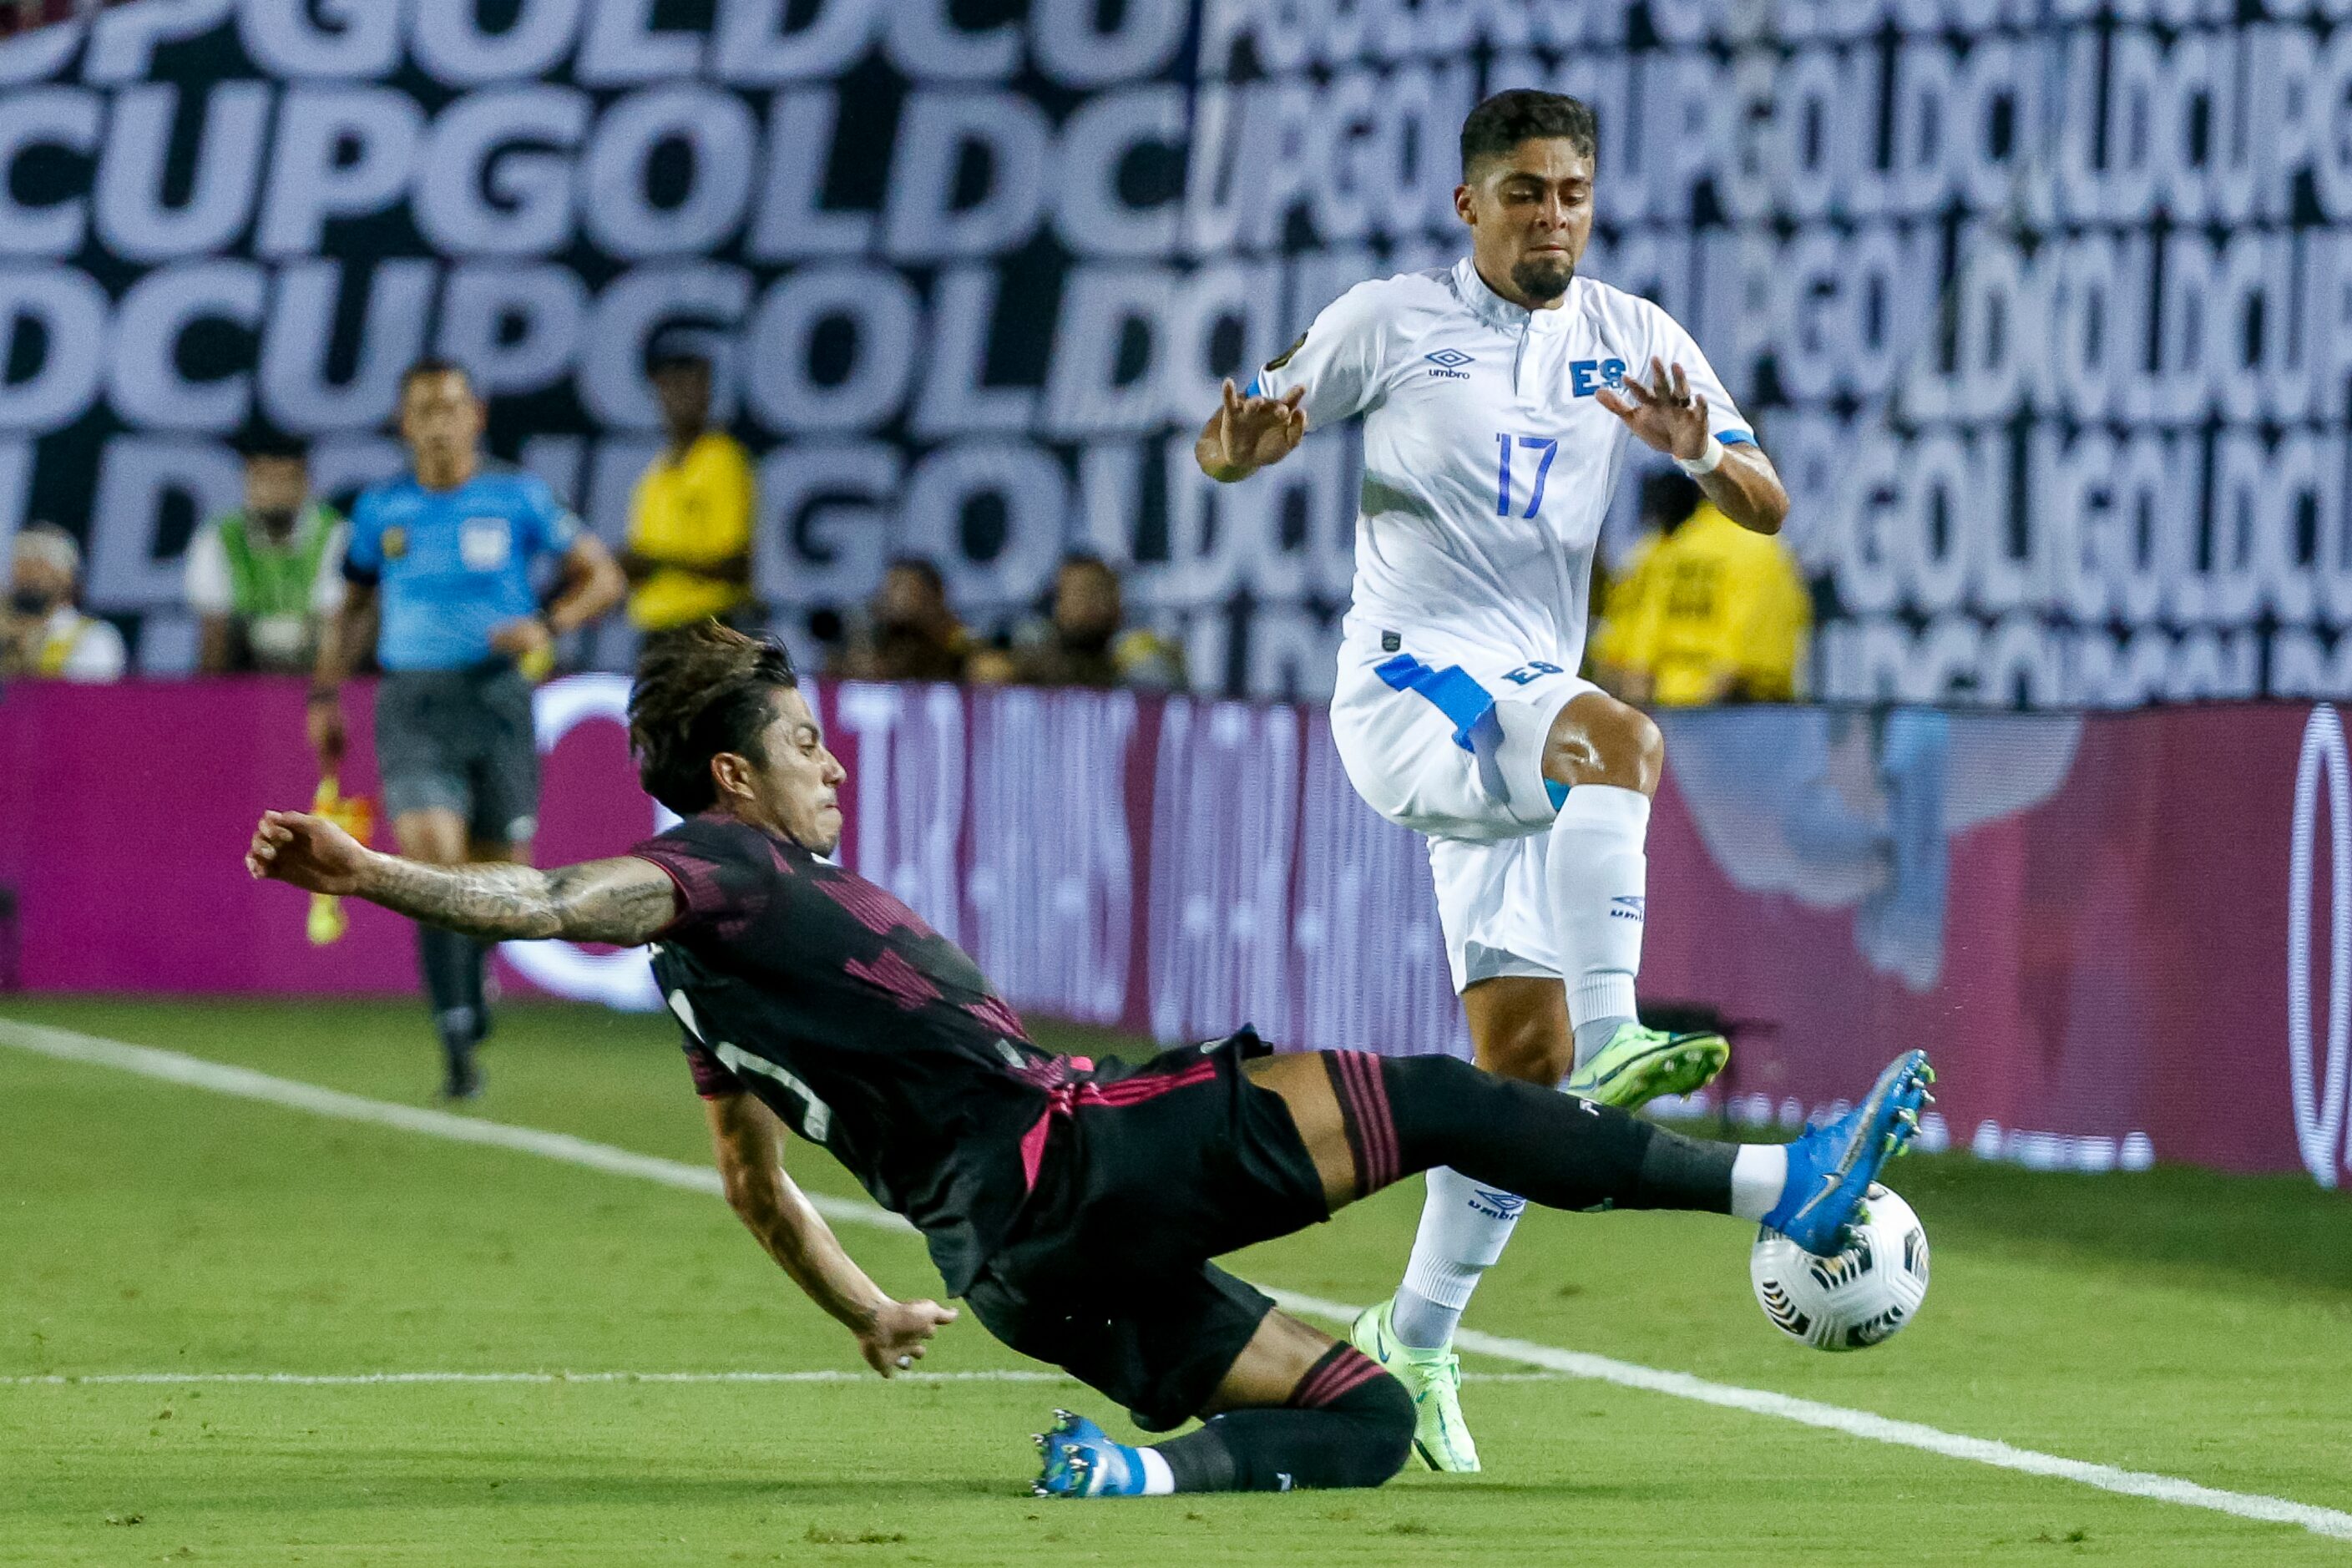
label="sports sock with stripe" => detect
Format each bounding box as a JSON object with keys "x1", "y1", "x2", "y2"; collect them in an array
[{"x1": 1151, "y1": 1345, "x2": 1414, "y2": 1492}]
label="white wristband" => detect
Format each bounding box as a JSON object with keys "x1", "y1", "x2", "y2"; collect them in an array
[{"x1": 1675, "y1": 434, "x2": 1727, "y2": 478}]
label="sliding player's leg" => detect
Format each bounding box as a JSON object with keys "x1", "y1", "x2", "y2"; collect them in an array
[
  {"x1": 1034, "y1": 1299, "x2": 1414, "y2": 1497},
  {"x1": 1248, "y1": 1047, "x2": 1931, "y2": 1259}
]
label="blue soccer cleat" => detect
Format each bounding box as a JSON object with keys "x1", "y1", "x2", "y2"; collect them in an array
[
  {"x1": 1031, "y1": 1409, "x2": 1148, "y2": 1499},
  {"x1": 1763, "y1": 1051, "x2": 1935, "y2": 1257}
]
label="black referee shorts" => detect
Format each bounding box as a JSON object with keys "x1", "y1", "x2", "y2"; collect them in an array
[
  {"x1": 373, "y1": 666, "x2": 541, "y2": 845},
  {"x1": 961, "y1": 1030, "x2": 1331, "y2": 1432}
]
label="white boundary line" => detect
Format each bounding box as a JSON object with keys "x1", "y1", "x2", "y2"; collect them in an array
[
  {"x1": 6, "y1": 1016, "x2": 2349, "y2": 1543},
  {"x1": 3, "y1": 1369, "x2": 1569, "y2": 1388}
]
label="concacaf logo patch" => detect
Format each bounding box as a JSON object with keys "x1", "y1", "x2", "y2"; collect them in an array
[
  {"x1": 381, "y1": 526, "x2": 408, "y2": 559},
  {"x1": 1262, "y1": 331, "x2": 1308, "y2": 372}
]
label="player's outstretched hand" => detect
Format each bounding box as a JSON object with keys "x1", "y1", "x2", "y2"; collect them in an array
[
  {"x1": 1205, "y1": 379, "x2": 1308, "y2": 478},
  {"x1": 857, "y1": 1298, "x2": 959, "y2": 1378},
  {"x1": 245, "y1": 809, "x2": 372, "y2": 896},
  {"x1": 1596, "y1": 356, "x2": 1711, "y2": 462}
]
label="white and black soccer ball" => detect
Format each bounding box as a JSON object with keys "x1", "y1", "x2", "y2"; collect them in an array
[{"x1": 1749, "y1": 1185, "x2": 1930, "y2": 1352}]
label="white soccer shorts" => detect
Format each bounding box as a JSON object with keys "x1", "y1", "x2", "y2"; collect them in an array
[{"x1": 1328, "y1": 625, "x2": 1596, "y2": 992}]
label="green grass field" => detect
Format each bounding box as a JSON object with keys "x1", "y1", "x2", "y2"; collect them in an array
[{"x1": 5, "y1": 997, "x2": 2349, "y2": 1565}]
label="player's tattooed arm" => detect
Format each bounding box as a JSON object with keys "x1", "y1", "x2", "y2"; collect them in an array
[
  {"x1": 361, "y1": 854, "x2": 678, "y2": 945},
  {"x1": 245, "y1": 810, "x2": 676, "y2": 945}
]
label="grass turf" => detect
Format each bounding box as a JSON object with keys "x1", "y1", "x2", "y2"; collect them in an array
[{"x1": 3, "y1": 997, "x2": 2349, "y2": 1565}]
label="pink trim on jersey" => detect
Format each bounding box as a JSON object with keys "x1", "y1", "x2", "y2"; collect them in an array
[
  {"x1": 1015, "y1": 1060, "x2": 1220, "y2": 1191},
  {"x1": 844, "y1": 949, "x2": 942, "y2": 1011},
  {"x1": 817, "y1": 874, "x2": 931, "y2": 938}
]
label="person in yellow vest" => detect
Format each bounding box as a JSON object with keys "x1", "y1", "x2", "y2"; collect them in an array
[
  {"x1": 622, "y1": 343, "x2": 757, "y2": 640},
  {"x1": 185, "y1": 436, "x2": 348, "y2": 675},
  {"x1": 1593, "y1": 472, "x2": 1810, "y2": 706},
  {"x1": 2, "y1": 524, "x2": 125, "y2": 682}
]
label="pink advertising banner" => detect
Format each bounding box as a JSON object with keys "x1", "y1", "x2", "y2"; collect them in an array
[{"x1": 1, "y1": 677, "x2": 2344, "y2": 1187}]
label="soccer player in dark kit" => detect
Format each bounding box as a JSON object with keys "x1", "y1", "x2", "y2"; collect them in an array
[{"x1": 247, "y1": 624, "x2": 1933, "y2": 1499}]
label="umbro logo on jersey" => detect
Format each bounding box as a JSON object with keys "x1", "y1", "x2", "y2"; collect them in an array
[
  {"x1": 1611, "y1": 895, "x2": 1646, "y2": 922},
  {"x1": 1424, "y1": 348, "x2": 1474, "y2": 380}
]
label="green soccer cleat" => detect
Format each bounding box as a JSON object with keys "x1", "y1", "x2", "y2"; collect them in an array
[
  {"x1": 1563, "y1": 1020, "x2": 1730, "y2": 1111},
  {"x1": 1350, "y1": 1299, "x2": 1480, "y2": 1473}
]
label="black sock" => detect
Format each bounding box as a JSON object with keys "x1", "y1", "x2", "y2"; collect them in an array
[
  {"x1": 463, "y1": 939, "x2": 493, "y2": 1039},
  {"x1": 416, "y1": 925, "x2": 477, "y2": 1050},
  {"x1": 1153, "y1": 1345, "x2": 1413, "y2": 1493},
  {"x1": 1347, "y1": 1052, "x2": 1737, "y2": 1214}
]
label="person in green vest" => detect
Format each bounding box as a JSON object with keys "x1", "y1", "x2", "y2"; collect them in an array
[{"x1": 185, "y1": 436, "x2": 349, "y2": 675}]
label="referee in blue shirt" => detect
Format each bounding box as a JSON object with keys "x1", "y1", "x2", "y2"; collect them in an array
[{"x1": 310, "y1": 359, "x2": 625, "y2": 1098}]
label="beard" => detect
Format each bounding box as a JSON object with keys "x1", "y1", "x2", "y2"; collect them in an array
[{"x1": 1510, "y1": 253, "x2": 1576, "y2": 305}]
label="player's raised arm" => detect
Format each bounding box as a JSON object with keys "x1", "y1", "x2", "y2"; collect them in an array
[
  {"x1": 1194, "y1": 379, "x2": 1307, "y2": 483},
  {"x1": 1596, "y1": 356, "x2": 1790, "y2": 536},
  {"x1": 704, "y1": 1091, "x2": 956, "y2": 1378},
  {"x1": 245, "y1": 809, "x2": 675, "y2": 946}
]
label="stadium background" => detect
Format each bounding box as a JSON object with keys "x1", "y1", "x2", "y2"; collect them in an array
[
  {"x1": 1, "y1": 0, "x2": 2348, "y2": 702},
  {"x1": 4, "y1": 3, "x2": 2352, "y2": 1562}
]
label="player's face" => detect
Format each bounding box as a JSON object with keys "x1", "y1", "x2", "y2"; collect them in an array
[
  {"x1": 399, "y1": 371, "x2": 485, "y2": 468},
  {"x1": 654, "y1": 362, "x2": 711, "y2": 438},
  {"x1": 751, "y1": 687, "x2": 847, "y2": 856},
  {"x1": 244, "y1": 457, "x2": 307, "y2": 523},
  {"x1": 1456, "y1": 139, "x2": 1596, "y2": 307}
]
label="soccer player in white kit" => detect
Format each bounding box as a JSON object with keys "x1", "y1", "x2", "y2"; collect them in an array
[{"x1": 1194, "y1": 90, "x2": 1793, "y2": 1472}]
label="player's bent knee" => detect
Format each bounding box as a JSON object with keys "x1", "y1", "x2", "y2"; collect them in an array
[
  {"x1": 1346, "y1": 1368, "x2": 1418, "y2": 1486},
  {"x1": 1541, "y1": 696, "x2": 1663, "y2": 797}
]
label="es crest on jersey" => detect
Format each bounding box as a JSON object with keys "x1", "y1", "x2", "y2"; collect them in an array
[
  {"x1": 380, "y1": 526, "x2": 407, "y2": 559},
  {"x1": 459, "y1": 517, "x2": 513, "y2": 571}
]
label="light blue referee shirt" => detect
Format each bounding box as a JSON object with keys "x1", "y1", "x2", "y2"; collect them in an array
[{"x1": 342, "y1": 468, "x2": 580, "y2": 672}]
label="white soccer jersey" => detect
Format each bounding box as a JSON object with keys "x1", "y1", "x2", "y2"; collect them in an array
[{"x1": 1250, "y1": 255, "x2": 1754, "y2": 669}]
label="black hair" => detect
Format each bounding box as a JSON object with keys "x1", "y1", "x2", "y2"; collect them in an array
[
  {"x1": 1640, "y1": 470, "x2": 1704, "y2": 530},
  {"x1": 400, "y1": 357, "x2": 470, "y2": 396},
  {"x1": 238, "y1": 429, "x2": 309, "y2": 465},
  {"x1": 630, "y1": 623, "x2": 802, "y2": 817},
  {"x1": 1460, "y1": 89, "x2": 1599, "y2": 178}
]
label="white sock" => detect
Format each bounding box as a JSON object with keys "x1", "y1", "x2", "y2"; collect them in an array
[
  {"x1": 1546, "y1": 785, "x2": 1651, "y2": 1070},
  {"x1": 1136, "y1": 1444, "x2": 1175, "y2": 1495},
  {"x1": 1393, "y1": 1166, "x2": 1525, "y2": 1349},
  {"x1": 1729, "y1": 1145, "x2": 1788, "y2": 1222}
]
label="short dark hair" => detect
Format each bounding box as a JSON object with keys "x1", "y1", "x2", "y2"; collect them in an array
[
  {"x1": 400, "y1": 357, "x2": 470, "y2": 396},
  {"x1": 1640, "y1": 470, "x2": 1703, "y2": 529},
  {"x1": 629, "y1": 623, "x2": 801, "y2": 817},
  {"x1": 1460, "y1": 89, "x2": 1598, "y2": 178},
  {"x1": 238, "y1": 429, "x2": 308, "y2": 466}
]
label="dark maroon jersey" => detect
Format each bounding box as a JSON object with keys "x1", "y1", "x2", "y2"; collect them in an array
[{"x1": 630, "y1": 813, "x2": 1075, "y2": 1293}]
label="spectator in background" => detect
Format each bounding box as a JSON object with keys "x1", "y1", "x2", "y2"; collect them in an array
[
  {"x1": 976, "y1": 553, "x2": 1187, "y2": 690},
  {"x1": 185, "y1": 436, "x2": 347, "y2": 675},
  {"x1": 621, "y1": 343, "x2": 756, "y2": 640},
  {"x1": 1592, "y1": 471, "x2": 1809, "y2": 706},
  {"x1": 830, "y1": 556, "x2": 974, "y2": 682},
  {"x1": 1, "y1": 524, "x2": 124, "y2": 682}
]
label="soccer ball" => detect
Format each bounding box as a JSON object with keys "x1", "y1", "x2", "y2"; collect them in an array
[{"x1": 1749, "y1": 1185, "x2": 1929, "y2": 1352}]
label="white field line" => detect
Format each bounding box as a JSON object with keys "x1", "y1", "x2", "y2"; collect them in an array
[
  {"x1": 6, "y1": 1016, "x2": 2349, "y2": 1544},
  {"x1": 2, "y1": 1369, "x2": 1569, "y2": 1388}
]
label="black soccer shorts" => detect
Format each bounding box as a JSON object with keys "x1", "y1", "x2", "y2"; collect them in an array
[
  {"x1": 961, "y1": 1030, "x2": 1332, "y2": 1432},
  {"x1": 373, "y1": 665, "x2": 542, "y2": 843}
]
